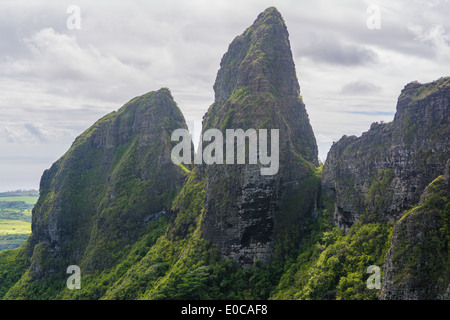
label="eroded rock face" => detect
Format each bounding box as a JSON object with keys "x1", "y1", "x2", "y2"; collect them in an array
[
  {"x1": 199, "y1": 7, "x2": 319, "y2": 266},
  {"x1": 322, "y1": 78, "x2": 450, "y2": 230},
  {"x1": 379, "y1": 160, "x2": 450, "y2": 300}
]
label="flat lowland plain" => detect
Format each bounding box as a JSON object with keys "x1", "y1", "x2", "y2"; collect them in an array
[
  {"x1": 0, "y1": 193, "x2": 38, "y2": 251},
  {"x1": 0, "y1": 219, "x2": 31, "y2": 235}
]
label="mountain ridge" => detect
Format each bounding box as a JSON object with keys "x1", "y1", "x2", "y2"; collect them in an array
[{"x1": 0, "y1": 7, "x2": 448, "y2": 301}]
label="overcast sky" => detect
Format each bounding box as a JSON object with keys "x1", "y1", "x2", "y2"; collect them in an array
[{"x1": 1, "y1": 0, "x2": 449, "y2": 191}]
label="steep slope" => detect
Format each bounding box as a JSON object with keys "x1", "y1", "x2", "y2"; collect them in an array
[
  {"x1": 273, "y1": 77, "x2": 450, "y2": 300},
  {"x1": 1, "y1": 88, "x2": 189, "y2": 299},
  {"x1": 99, "y1": 7, "x2": 321, "y2": 299},
  {"x1": 1, "y1": 7, "x2": 320, "y2": 300},
  {"x1": 323, "y1": 77, "x2": 450, "y2": 230},
  {"x1": 1, "y1": 6, "x2": 447, "y2": 301},
  {"x1": 200, "y1": 7, "x2": 319, "y2": 266},
  {"x1": 380, "y1": 159, "x2": 450, "y2": 300}
]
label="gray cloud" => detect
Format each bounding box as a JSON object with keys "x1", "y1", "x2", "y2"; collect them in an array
[
  {"x1": 2, "y1": 129, "x2": 17, "y2": 143},
  {"x1": 341, "y1": 80, "x2": 382, "y2": 95},
  {"x1": 0, "y1": 0, "x2": 449, "y2": 191},
  {"x1": 298, "y1": 36, "x2": 379, "y2": 66},
  {"x1": 24, "y1": 123, "x2": 48, "y2": 143}
]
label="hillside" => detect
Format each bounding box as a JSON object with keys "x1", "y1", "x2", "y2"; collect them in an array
[{"x1": 0, "y1": 7, "x2": 448, "y2": 301}]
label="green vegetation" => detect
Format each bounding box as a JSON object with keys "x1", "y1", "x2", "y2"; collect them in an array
[
  {"x1": 365, "y1": 168, "x2": 394, "y2": 217},
  {"x1": 273, "y1": 178, "x2": 394, "y2": 301},
  {"x1": 273, "y1": 209, "x2": 393, "y2": 300},
  {"x1": 0, "y1": 169, "x2": 286, "y2": 300},
  {"x1": 0, "y1": 10, "x2": 447, "y2": 302},
  {"x1": 99, "y1": 169, "x2": 285, "y2": 300},
  {"x1": 0, "y1": 167, "x2": 302, "y2": 300},
  {"x1": 0, "y1": 241, "x2": 32, "y2": 298},
  {"x1": 403, "y1": 110, "x2": 418, "y2": 146},
  {"x1": 0, "y1": 193, "x2": 38, "y2": 251},
  {"x1": 274, "y1": 167, "x2": 322, "y2": 262},
  {"x1": 0, "y1": 89, "x2": 190, "y2": 299},
  {"x1": 0, "y1": 196, "x2": 38, "y2": 221},
  {"x1": 399, "y1": 77, "x2": 450, "y2": 103},
  {"x1": 390, "y1": 175, "x2": 449, "y2": 291},
  {"x1": 0, "y1": 219, "x2": 30, "y2": 235},
  {"x1": 412, "y1": 77, "x2": 450, "y2": 102}
]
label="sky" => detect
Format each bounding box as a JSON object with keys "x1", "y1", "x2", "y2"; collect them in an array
[{"x1": 0, "y1": 0, "x2": 449, "y2": 192}]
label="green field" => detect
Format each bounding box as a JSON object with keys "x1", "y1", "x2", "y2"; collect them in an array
[
  {"x1": 0, "y1": 196, "x2": 39, "y2": 205},
  {"x1": 0, "y1": 219, "x2": 31, "y2": 235},
  {"x1": 0, "y1": 191, "x2": 38, "y2": 252}
]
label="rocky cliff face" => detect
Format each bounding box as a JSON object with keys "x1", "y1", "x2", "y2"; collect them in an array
[
  {"x1": 26, "y1": 88, "x2": 188, "y2": 278},
  {"x1": 380, "y1": 159, "x2": 450, "y2": 300},
  {"x1": 322, "y1": 77, "x2": 450, "y2": 300},
  {"x1": 322, "y1": 77, "x2": 450, "y2": 230},
  {"x1": 199, "y1": 7, "x2": 319, "y2": 266}
]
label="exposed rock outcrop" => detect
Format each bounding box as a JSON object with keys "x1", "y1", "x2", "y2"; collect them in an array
[
  {"x1": 380, "y1": 159, "x2": 450, "y2": 300},
  {"x1": 322, "y1": 77, "x2": 450, "y2": 230},
  {"x1": 199, "y1": 7, "x2": 319, "y2": 266}
]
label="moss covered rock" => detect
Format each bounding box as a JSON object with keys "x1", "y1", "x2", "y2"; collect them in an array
[
  {"x1": 380, "y1": 160, "x2": 450, "y2": 300},
  {"x1": 200, "y1": 7, "x2": 319, "y2": 266},
  {"x1": 2, "y1": 88, "x2": 189, "y2": 299}
]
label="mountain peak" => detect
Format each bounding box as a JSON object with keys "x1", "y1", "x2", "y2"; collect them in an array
[
  {"x1": 252, "y1": 6, "x2": 285, "y2": 28},
  {"x1": 213, "y1": 7, "x2": 299, "y2": 108},
  {"x1": 260, "y1": 6, "x2": 280, "y2": 15},
  {"x1": 201, "y1": 8, "x2": 319, "y2": 266}
]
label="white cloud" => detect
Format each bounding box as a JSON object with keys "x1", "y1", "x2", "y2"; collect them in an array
[
  {"x1": 408, "y1": 24, "x2": 450, "y2": 60},
  {"x1": 23, "y1": 123, "x2": 49, "y2": 143},
  {"x1": 3, "y1": 27, "x2": 147, "y2": 87},
  {"x1": 0, "y1": 0, "x2": 449, "y2": 190}
]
